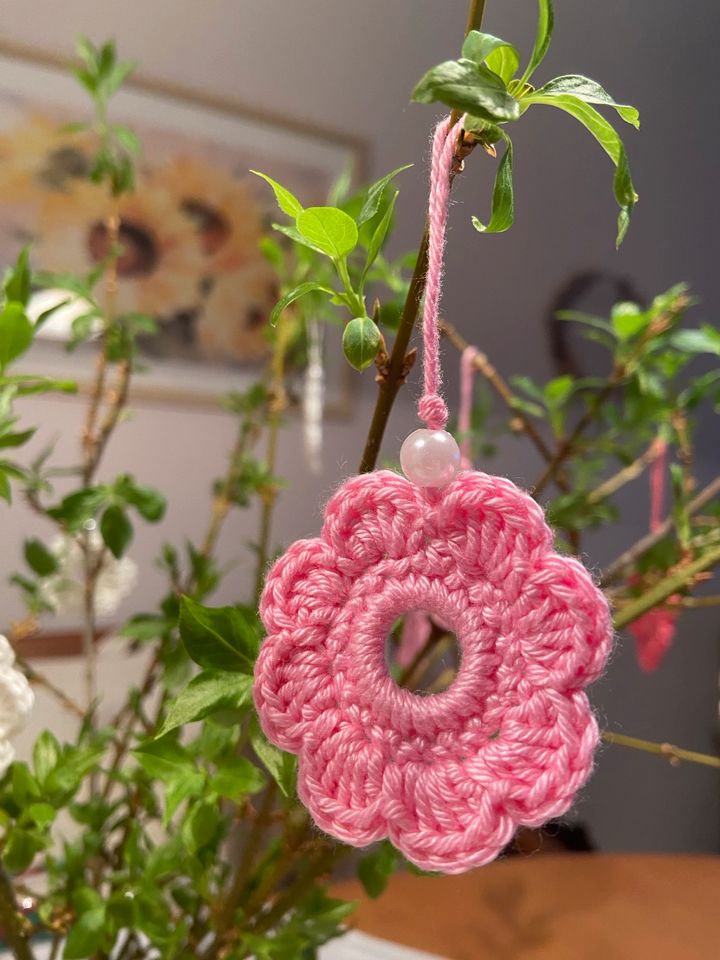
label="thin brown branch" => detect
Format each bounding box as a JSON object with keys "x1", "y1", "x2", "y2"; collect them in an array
[
  {"x1": 0, "y1": 859, "x2": 34, "y2": 960},
  {"x1": 586, "y1": 437, "x2": 663, "y2": 505},
  {"x1": 17, "y1": 656, "x2": 84, "y2": 719},
  {"x1": 602, "y1": 731, "x2": 720, "y2": 769}
]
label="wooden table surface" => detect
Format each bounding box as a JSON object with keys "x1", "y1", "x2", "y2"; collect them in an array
[{"x1": 333, "y1": 854, "x2": 720, "y2": 960}]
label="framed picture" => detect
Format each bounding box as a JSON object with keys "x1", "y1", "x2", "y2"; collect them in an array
[{"x1": 0, "y1": 39, "x2": 367, "y2": 413}]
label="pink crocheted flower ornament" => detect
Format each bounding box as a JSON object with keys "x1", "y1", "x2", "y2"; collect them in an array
[{"x1": 254, "y1": 469, "x2": 612, "y2": 873}]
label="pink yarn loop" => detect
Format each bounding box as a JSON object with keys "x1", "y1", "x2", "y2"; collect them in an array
[
  {"x1": 417, "y1": 115, "x2": 464, "y2": 429},
  {"x1": 458, "y1": 345, "x2": 479, "y2": 468}
]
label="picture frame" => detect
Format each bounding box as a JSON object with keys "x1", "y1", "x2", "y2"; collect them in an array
[{"x1": 0, "y1": 38, "x2": 368, "y2": 414}]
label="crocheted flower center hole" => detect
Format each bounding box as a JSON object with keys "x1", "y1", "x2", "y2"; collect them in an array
[{"x1": 386, "y1": 613, "x2": 460, "y2": 696}]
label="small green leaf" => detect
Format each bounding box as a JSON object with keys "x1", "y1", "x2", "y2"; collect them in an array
[
  {"x1": 3, "y1": 247, "x2": 31, "y2": 306},
  {"x1": 364, "y1": 190, "x2": 398, "y2": 276},
  {"x1": 33, "y1": 731, "x2": 61, "y2": 786},
  {"x1": 210, "y1": 756, "x2": 266, "y2": 801},
  {"x1": 611, "y1": 302, "x2": 648, "y2": 340},
  {"x1": 518, "y1": 0, "x2": 555, "y2": 86},
  {"x1": 535, "y1": 75, "x2": 639, "y2": 127},
  {"x1": 3, "y1": 829, "x2": 41, "y2": 874},
  {"x1": 0, "y1": 303, "x2": 33, "y2": 371},
  {"x1": 270, "y1": 281, "x2": 335, "y2": 326},
  {"x1": 358, "y1": 841, "x2": 398, "y2": 898},
  {"x1": 123, "y1": 481, "x2": 166, "y2": 522},
  {"x1": 412, "y1": 59, "x2": 520, "y2": 122},
  {"x1": 525, "y1": 92, "x2": 638, "y2": 246},
  {"x1": 133, "y1": 739, "x2": 195, "y2": 782},
  {"x1": 27, "y1": 801, "x2": 56, "y2": 827},
  {"x1": 249, "y1": 717, "x2": 297, "y2": 798},
  {"x1": 543, "y1": 374, "x2": 574, "y2": 405},
  {"x1": 670, "y1": 326, "x2": 720, "y2": 356},
  {"x1": 342, "y1": 316, "x2": 382, "y2": 371},
  {"x1": 100, "y1": 504, "x2": 133, "y2": 558},
  {"x1": 24, "y1": 538, "x2": 59, "y2": 577},
  {"x1": 63, "y1": 906, "x2": 107, "y2": 959},
  {"x1": 112, "y1": 124, "x2": 142, "y2": 153},
  {"x1": 296, "y1": 207, "x2": 358, "y2": 259},
  {"x1": 178, "y1": 596, "x2": 256, "y2": 673},
  {"x1": 251, "y1": 170, "x2": 303, "y2": 218},
  {"x1": 472, "y1": 136, "x2": 514, "y2": 233},
  {"x1": 462, "y1": 31, "x2": 519, "y2": 83},
  {"x1": 357, "y1": 164, "x2": 412, "y2": 225},
  {"x1": 156, "y1": 670, "x2": 253, "y2": 738},
  {"x1": 46, "y1": 486, "x2": 107, "y2": 529}
]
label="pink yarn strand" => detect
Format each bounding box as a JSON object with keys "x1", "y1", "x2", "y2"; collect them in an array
[
  {"x1": 458, "y1": 345, "x2": 478, "y2": 469},
  {"x1": 418, "y1": 115, "x2": 464, "y2": 430}
]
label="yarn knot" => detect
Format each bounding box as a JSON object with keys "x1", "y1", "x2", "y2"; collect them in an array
[{"x1": 418, "y1": 393, "x2": 448, "y2": 431}]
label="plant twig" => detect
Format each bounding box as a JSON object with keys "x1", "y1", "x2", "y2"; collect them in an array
[
  {"x1": 16, "y1": 656, "x2": 84, "y2": 719},
  {"x1": 0, "y1": 860, "x2": 34, "y2": 960},
  {"x1": 586, "y1": 437, "x2": 663, "y2": 505},
  {"x1": 601, "y1": 474, "x2": 720, "y2": 584},
  {"x1": 613, "y1": 543, "x2": 720, "y2": 629},
  {"x1": 602, "y1": 731, "x2": 720, "y2": 769}
]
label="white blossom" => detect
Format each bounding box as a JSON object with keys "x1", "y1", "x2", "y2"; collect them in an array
[
  {"x1": 42, "y1": 530, "x2": 138, "y2": 618},
  {"x1": 0, "y1": 635, "x2": 34, "y2": 776}
]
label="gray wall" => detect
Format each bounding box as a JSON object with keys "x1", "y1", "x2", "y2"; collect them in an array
[{"x1": 1, "y1": 0, "x2": 719, "y2": 853}]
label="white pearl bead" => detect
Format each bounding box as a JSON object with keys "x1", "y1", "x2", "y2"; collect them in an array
[{"x1": 400, "y1": 429, "x2": 461, "y2": 488}]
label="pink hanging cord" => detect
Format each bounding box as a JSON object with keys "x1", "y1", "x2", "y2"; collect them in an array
[
  {"x1": 458, "y1": 345, "x2": 478, "y2": 469},
  {"x1": 418, "y1": 115, "x2": 465, "y2": 431}
]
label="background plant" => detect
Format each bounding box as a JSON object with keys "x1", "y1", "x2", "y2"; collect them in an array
[{"x1": 0, "y1": 3, "x2": 717, "y2": 959}]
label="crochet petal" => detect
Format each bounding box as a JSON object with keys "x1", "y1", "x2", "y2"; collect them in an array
[
  {"x1": 321, "y1": 471, "x2": 426, "y2": 574},
  {"x1": 259, "y1": 538, "x2": 346, "y2": 635},
  {"x1": 297, "y1": 720, "x2": 397, "y2": 846},
  {"x1": 435, "y1": 472, "x2": 552, "y2": 592},
  {"x1": 254, "y1": 623, "x2": 340, "y2": 752},
  {"x1": 505, "y1": 554, "x2": 612, "y2": 688}
]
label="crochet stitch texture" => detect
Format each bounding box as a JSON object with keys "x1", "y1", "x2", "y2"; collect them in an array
[{"x1": 254, "y1": 469, "x2": 612, "y2": 873}]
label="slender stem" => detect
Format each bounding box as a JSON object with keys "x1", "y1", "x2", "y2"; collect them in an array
[
  {"x1": 613, "y1": 544, "x2": 720, "y2": 629},
  {"x1": 601, "y1": 474, "x2": 720, "y2": 585},
  {"x1": 0, "y1": 860, "x2": 34, "y2": 960},
  {"x1": 465, "y1": 0, "x2": 486, "y2": 34},
  {"x1": 16, "y1": 656, "x2": 84, "y2": 719},
  {"x1": 602, "y1": 731, "x2": 720, "y2": 769},
  {"x1": 586, "y1": 437, "x2": 662, "y2": 505}
]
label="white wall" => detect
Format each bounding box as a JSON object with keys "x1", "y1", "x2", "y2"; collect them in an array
[{"x1": 1, "y1": 0, "x2": 719, "y2": 853}]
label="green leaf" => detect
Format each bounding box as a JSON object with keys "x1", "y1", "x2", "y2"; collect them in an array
[
  {"x1": 272, "y1": 222, "x2": 329, "y2": 256},
  {"x1": 525, "y1": 92, "x2": 638, "y2": 246},
  {"x1": 535, "y1": 75, "x2": 639, "y2": 127},
  {"x1": 33, "y1": 730, "x2": 61, "y2": 786},
  {"x1": 178, "y1": 596, "x2": 256, "y2": 673},
  {"x1": 364, "y1": 190, "x2": 398, "y2": 276},
  {"x1": 543, "y1": 374, "x2": 574, "y2": 405},
  {"x1": 670, "y1": 326, "x2": 720, "y2": 356},
  {"x1": 163, "y1": 769, "x2": 206, "y2": 823},
  {"x1": 357, "y1": 164, "x2": 412, "y2": 225},
  {"x1": 210, "y1": 756, "x2": 266, "y2": 801},
  {"x1": 295, "y1": 207, "x2": 358, "y2": 259},
  {"x1": 3, "y1": 828, "x2": 41, "y2": 874},
  {"x1": 3, "y1": 247, "x2": 31, "y2": 306},
  {"x1": 611, "y1": 302, "x2": 648, "y2": 340},
  {"x1": 357, "y1": 841, "x2": 398, "y2": 898},
  {"x1": 46, "y1": 486, "x2": 107, "y2": 529},
  {"x1": 0, "y1": 303, "x2": 33, "y2": 372},
  {"x1": 100, "y1": 504, "x2": 133, "y2": 558},
  {"x1": 103, "y1": 61, "x2": 135, "y2": 98},
  {"x1": 471, "y1": 136, "x2": 514, "y2": 233},
  {"x1": 342, "y1": 316, "x2": 382, "y2": 371},
  {"x1": 270, "y1": 281, "x2": 335, "y2": 326},
  {"x1": 0, "y1": 428, "x2": 35, "y2": 449},
  {"x1": 181, "y1": 801, "x2": 223, "y2": 854},
  {"x1": 63, "y1": 906, "x2": 106, "y2": 959},
  {"x1": 251, "y1": 171, "x2": 303, "y2": 218},
  {"x1": 24, "y1": 538, "x2": 59, "y2": 577},
  {"x1": 249, "y1": 717, "x2": 297, "y2": 798},
  {"x1": 462, "y1": 31, "x2": 519, "y2": 83},
  {"x1": 133, "y1": 738, "x2": 195, "y2": 782},
  {"x1": 156, "y1": 670, "x2": 253, "y2": 738},
  {"x1": 518, "y1": 0, "x2": 555, "y2": 86},
  {"x1": 27, "y1": 801, "x2": 56, "y2": 827},
  {"x1": 11, "y1": 763, "x2": 41, "y2": 805},
  {"x1": 412, "y1": 59, "x2": 521, "y2": 122},
  {"x1": 123, "y1": 481, "x2": 166, "y2": 522}
]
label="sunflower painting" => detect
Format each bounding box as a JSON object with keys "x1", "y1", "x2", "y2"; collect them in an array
[{"x1": 0, "y1": 46, "x2": 361, "y2": 402}]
